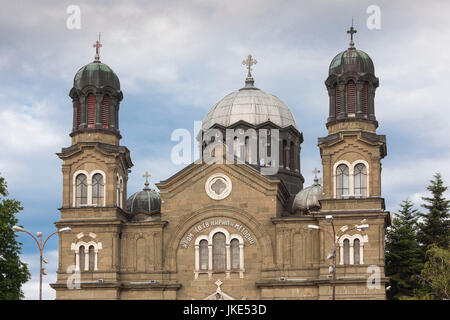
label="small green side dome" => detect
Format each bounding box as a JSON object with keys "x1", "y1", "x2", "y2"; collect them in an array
[
  {"x1": 329, "y1": 48, "x2": 374, "y2": 76},
  {"x1": 73, "y1": 61, "x2": 120, "y2": 90},
  {"x1": 127, "y1": 185, "x2": 161, "y2": 216}
]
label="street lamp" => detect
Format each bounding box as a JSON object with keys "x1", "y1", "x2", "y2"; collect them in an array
[
  {"x1": 308, "y1": 217, "x2": 369, "y2": 300},
  {"x1": 12, "y1": 225, "x2": 71, "y2": 300}
]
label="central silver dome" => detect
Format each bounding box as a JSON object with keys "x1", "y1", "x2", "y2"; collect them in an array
[{"x1": 202, "y1": 86, "x2": 297, "y2": 131}]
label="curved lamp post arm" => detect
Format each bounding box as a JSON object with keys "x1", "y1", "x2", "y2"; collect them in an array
[
  {"x1": 42, "y1": 231, "x2": 59, "y2": 251},
  {"x1": 19, "y1": 228, "x2": 42, "y2": 251}
]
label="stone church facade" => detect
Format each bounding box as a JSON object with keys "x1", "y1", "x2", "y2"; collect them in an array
[{"x1": 51, "y1": 28, "x2": 390, "y2": 300}]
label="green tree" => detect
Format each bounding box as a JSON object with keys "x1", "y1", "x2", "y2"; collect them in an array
[
  {"x1": 418, "y1": 173, "x2": 450, "y2": 250},
  {"x1": 385, "y1": 199, "x2": 423, "y2": 299},
  {"x1": 407, "y1": 246, "x2": 450, "y2": 300},
  {"x1": 0, "y1": 174, "x2": 31, "y2": 299}
]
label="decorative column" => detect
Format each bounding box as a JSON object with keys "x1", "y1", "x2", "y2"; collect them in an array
[
  {"x1": 339, "y1": 243, "x2": 344, "y2": 265},
  {"x1": 75, "y1": 251, "x2": 80, "y2": 271},
  {"x1": 194, "y1": 244, "x2": 199, "y2": 279},
  {"x1": 95, "y1": 93, "x2": 103, "y2": 128},
  {"x1": 368, "y1": 86, "x2": 376, "y2": 121},
  {"x1": 337, "y1": 83, "x2": 346, "y2": 119},
  {"x1": 115, "y1": 103, "x2": 120, "y2": 130},
  {"x1": 226, "y1": 243, "x2": 231, "y2": 279},
  {"x1": 109, "y1": 97, "x2": 117, "y2": 129},
  {"x1": 84, "y1": 250, "x2": 89, "y2": 271},
  {"x1": 239, "y1": 243, "x2": 244, "y2": 278},
  {"x1": 349, "y1": 242, "x2": 354, "y2": 265},
  {"x1": 208, "y1": 244, "x2": 213, "y2": 279},
  {"x1": 327, "y1": 87, "x2": 336, "y2": 122},
  {"x1": 356, "y1": 81, "x2": 364, "y2": 118},
  {"x1": 79, "y1": 95, "x2": 87, "y2": 128},
  {"x1": 361, "y1": 243, "x2": 365, "y2": 264},
  {"x1": 72, "y1": 98, "x2": 78, "y2": 131},
  {"x1": 94, "y1": 249, "x2": 98, "y2": 271}
]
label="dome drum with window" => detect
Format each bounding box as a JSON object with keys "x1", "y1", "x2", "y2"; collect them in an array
[{"x1": 200, "y1": 56, "x2": 305, "y2": 196}]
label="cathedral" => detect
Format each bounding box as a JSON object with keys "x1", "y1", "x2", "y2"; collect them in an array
[{"x1": 51, "y1": 26, "x2": 390, "y2": 300}]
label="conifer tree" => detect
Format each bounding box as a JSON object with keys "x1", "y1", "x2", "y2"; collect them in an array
[
  {"x1": 418, "y1": 173, "x2": 450, "y2": 250},
  {"x1": 385, "y1": 199, "x2": 423, "y2": 299},
  {"x1": 0, "y1": 174, "x2": 30, "y2": 299}
]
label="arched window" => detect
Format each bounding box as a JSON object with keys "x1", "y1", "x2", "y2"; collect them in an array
[
  {"x1": 290, "y1": 141, "x2": 295, "y2": 170},
  {"x1": 87, "y1": 94, "x2": 96, "y2": 128},
  {"x1": 354, "y1": 239, "x2": 360, "y2": 265},
  {"x1": 89, "y1": 245, "x2": 95, "y2": 271},
  {"x1": 230, "y1": 239, "x2": 240, "y2": 270},
  {"x1": 245, "y1": 136, "x2": 249, "y2": 163},
  {"x1": 362, "y1": 82, "x2": 369, "y2": 116},
  {"x1": 213, "y1": 232, "x2": 226, "y2": 271},
  {"x1": 336, "y1": 164, "x2": 349, "y2": 198},
  {"x1": 79, "y1": 245, "x2": 85, "y2": 271},
  {"x1": 354, "y1": 163, "x2": 367, "y2": 197},
  {"x1": 116, "y1": 176, "x2": 120, "y2": 207},
  {"x1": 101, "y1": 95, "x2": 110, "y2": 128},
  {"x1": 92, "y1": 173, "x2": 104, "y2": 206},
  {"x1": 335, "y1": 85, "x2": 341, "y2": 115},
  {"x1": 343, "y1": 239, "x2": 350, "y2": 265},
  {"x1": 233, "y1": 137, "x2": 239, "y2": 159},
  {"x1": 75, "y1": 174, "x2": 88, "y2": 206},
  {"x1": 346, "y1": 80, "x2": 356, "y2": 114},
  {"x1": 199, "y1": 240, "x2": 208, "y2": 270},
  {"x1": 283, "y1": 140, "x2": 288, "y2": 168}
]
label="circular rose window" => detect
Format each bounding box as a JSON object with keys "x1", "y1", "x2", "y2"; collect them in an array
[{"x1": 205, "y1": 173, "x2": 232, "y2": 200}]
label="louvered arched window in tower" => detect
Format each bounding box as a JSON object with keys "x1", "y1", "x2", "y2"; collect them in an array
[
  {"x1": 346, "y1": 80, "x2": 356, "y2": 115},
  {"x1": 101, "y1": 96, "x2": 110, "y2": 128},
  {"x1": 335, "y1": 85, "x2": 341, "y2": 115},
  {"x1": 87, "y1": 94, "x2": 96, "y2": 128},
  {"x1": 290, "y1": 141, "x2": 295, "y2": 170}
]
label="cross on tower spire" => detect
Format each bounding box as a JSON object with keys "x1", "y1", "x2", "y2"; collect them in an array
[
  {"x1": 142, "y1": 171, "x2": 151, "y2": 190},
  {"x1": 347, "y1": 18, "x2": 357, "y2": 49},
  {"x1": 93, "y1": 32, "x2": 102, "y2": 62},
  {"x1": 242, "y1": 54, "x2": 257, "y2": 86}
]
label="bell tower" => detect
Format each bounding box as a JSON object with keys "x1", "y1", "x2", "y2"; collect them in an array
[
  {"x1": 317, "y1": 24, "x2": 390, "y2": 299},
  {"x1": 319, "y1": 24, "x2": 386, "y2": 200},
  {"x1": 52, "y1": 36, "x2": 133, "y2": 298}
]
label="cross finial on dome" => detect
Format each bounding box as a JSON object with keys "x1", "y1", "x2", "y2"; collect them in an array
[
  {"x1": 242, "y1": 54, "x2": 257, "y2": 86},
  {"x1": 93, "y1": 32, "x2": 102, "y2": 62},
  {"x1": 142, "y1": 171, "x2": 151, "y2": 190},
  {"x1": 347, "y1": 17, "x2": 357, "y2": 49}
]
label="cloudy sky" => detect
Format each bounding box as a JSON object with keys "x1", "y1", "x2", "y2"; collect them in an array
[{"x1": 1, "y1": 0, "x2": 449, "y2": 299}]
